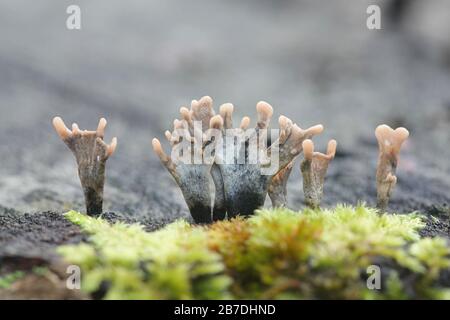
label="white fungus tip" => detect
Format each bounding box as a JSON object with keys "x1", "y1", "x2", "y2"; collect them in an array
[
  {"x1": 327, "y1": 139, "x2": 337, "y2": 158},
  {"x1": 278, "y1": 115, "x2": 293, "y2": 131},
  {"x1": 72, "y1": 123, "x2": 80, "y2": 134},
  {"x1": 219, "y1": 103, "x2": 234, "y2": 116},
  {"x1": 219, "y1": 103, "x2": 234, "y2": 128},
  {"x1": 307, "y1": 124, "x2": 324, "y2": 135},
  {"x1": 375, "y1": 124, "x2": 409, "y2": 149},
  {"x1": 375, "y1": 124, "x2": 391, "y2": 140},
  {"x1": 52, "y1": 116, "x2": 71, "y2": 140},
  {"x1": 164, "y1": 130, "x2": 172, "y2": 141},
  {"x1": 278, "y1": 115, "x2": 288, "y2": 127},
  {"x1": 210, "y1": 115, "x2": 223, "y2": 129},
  {"x1": 198, "y1": 96, "x2": 213, "y2": 107},
  {"x1": 191, "y1": 99, "x2": 198, "y2": 109},
  {"x1": 395, "y1": 127, "x2": 409, "y2": 141},
  {"x1": 173, "y1": 119, "x2": 184, "y2": 129},
  {"x1": 256, "y1": 101, "x2": 273, "y2": 129},
  {"x1": 302, "y1": 139, "x2": 314, "y2": 160},
  {"x1": 107, "y1": 137, "x2": 118, "y2": 157},
  {"x1": 240, "y1": 116, "x2": 250, "y2": 129},
  {"x1": 152, "y1": 138, "x2": 163, "y2": 155},
  {"x1": 52, "y1": 116, "x2": 62, "y2": 125},
  {"x1": 256, "y1": 101, "x2": 273, "y2": 117},
  {"x1": 97, "y1": 118, "x2": 107, "y2": 137},
  {"x1": 180, "y1": 106, "x2": 190, "y2": 117},
  {"x1": 179, "y1": 107, "x2": 192, "y2": 124}
]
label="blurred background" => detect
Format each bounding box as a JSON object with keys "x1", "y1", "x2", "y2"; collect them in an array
[{"x1": 0, "y1": 0, "x2": 449, "y2": 222}]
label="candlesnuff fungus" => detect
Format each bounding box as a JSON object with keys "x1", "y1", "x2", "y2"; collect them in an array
[
  {"x1": 152, "y1": 96, "x2": 224, "y2": 223},
  {"x1": 268, "y1": 121, "x2": 324, "y2": 208},
  {"x1": 213, "y1": 101, "x2": 270, "y2": 218},
  {"x1": 300, "y1": 139, "x2": 337, "y2": 209},
  {"x1": 215, "y1": 102, "x2": 324, "y2": 218},
  {"x1": 52, "y1": 117, "x2": 117, "y2": 216},
  {"x1": 153, "y1": 96, "x2": 324, "y2": 222},
  {"x1": 375, "y1": 124, "x2": 409, "y2": 211}
]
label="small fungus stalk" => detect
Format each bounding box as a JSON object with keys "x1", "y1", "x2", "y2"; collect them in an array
[
  {"x1": 268, "y1": 161, "x2": 294, "y2": 208},
  {"x1": 268, "y1": 120, "x2": 324, "y2": 208},
  {"x1": 52, "y1": 117, "x2": 117, "y2": 216},
  {"x1": 300, "y1": 139, "x2": 336, "y2": 209},
  {"x1": 375, "y1": 124, "x2": 409, "y2": 211}
]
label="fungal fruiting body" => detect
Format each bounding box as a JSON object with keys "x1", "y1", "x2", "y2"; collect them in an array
[
  {"x1": 213, "y1": 101, "x2": 271, "y2": 218},
  {"x1": 52, "y1": 117, "x2": 117, "y2": 216},
  {"x1": 214, "y1": 102, "x2": 324, "y2": 218},
  {"x1": 153, "y1": 96, "x2": 324, "y2": 222},
  {"x1": 375, "y1": 124, "x2": 409, "y2": 211},
  {"x1": 300, "y1": 139, "x2": 337, "y2": 209},
  {"x1": 268, "y1": 120, "x2": 324, "y2": 208},
  {"x1": 152, "y1": 96, "x2": 223, "y2": 223}
]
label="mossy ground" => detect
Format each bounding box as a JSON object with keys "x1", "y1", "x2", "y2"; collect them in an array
[
  {"x1": 0, "y1": 266, "x2": 50, "y2": 289},
  {"x1": 58, "y1": 205, "x2": 450, "y2": 300}
]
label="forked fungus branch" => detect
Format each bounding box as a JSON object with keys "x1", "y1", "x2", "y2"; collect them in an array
[
  {"x1": 217, "y1": 105, "x2": 324, "y2": 217},
  {"x1": 268, "y1": 121, "x2": 324, "y2": 208},
  {"x1": 300, "y1": 139, "x2": 337, "y2": 209},
  {"x1": 375, "y1": 124, "x2": 409, "y2": 211},
  {"x1": 52, "y1": 117, "x2": 117, "y2": 216},
  {"x1": 213, "y1": 100, "x2": 274, "y2": 218}
]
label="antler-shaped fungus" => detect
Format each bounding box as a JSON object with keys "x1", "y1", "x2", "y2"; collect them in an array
[
  {"x1": 300, "y1": 139, "x2": 336, "y2": 209},
  {"x1": 268, "y1": 120, "x2": 324, "y2": 208},
  {"x1": 154, "y1": 97, "x2": 324, "y2": 221},
  {"x1": 183, "y1": 98, "x2": 227, "y2": 221},
  {"x1": 152, "y1": 96, "x2": 223, "y2": 223},
  {"x1": 216, "y1": 102, "x2": 324, "y2": 217},
  {"x1": 213, "y1": 102, "x2": 263, "y2": 218},
  {"x1": 375, "y1": 124, "x2": 409, "y2": 211},
  {"x1": 52, "y1": 117, "x2": 117, "y2": 216}
]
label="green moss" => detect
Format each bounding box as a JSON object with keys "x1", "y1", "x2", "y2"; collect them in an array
[
  {"x1": 0, "y1": 271, "x2": 25, "y2": 289},
  {"x1": 31, "y1": 266, "x2": 49, "y2": 276},
  {"x1": 0, "y1": 267, "x2": 50, "y2": 291},
  {"x1": 59, "y1": 215, "x2": 230, "y2": 299},
  {"x1": 58, "y1": 205, "x2": 450, "y2": 299}
]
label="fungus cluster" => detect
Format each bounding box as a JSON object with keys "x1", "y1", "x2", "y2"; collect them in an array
[
  {"x1": 53, "y1": 117, "x2": 117, "y2": 216},
  {"x1": 152, "y1": 96, "x2": 329, "y2": 223},
  {"x1": 52, "y1": 101, "x2": 409, "y2": 221}
]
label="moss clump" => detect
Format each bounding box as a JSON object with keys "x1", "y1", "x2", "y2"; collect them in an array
[
  {"x1": 0, "y1": 267, "x2": 49, "y2": 290},
  {"x1": 0, "y1": 271, "x2": 26, "y2": 289},
  {"x1": 58, "y1": 205, "x2": 450, "y2": 299}
]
